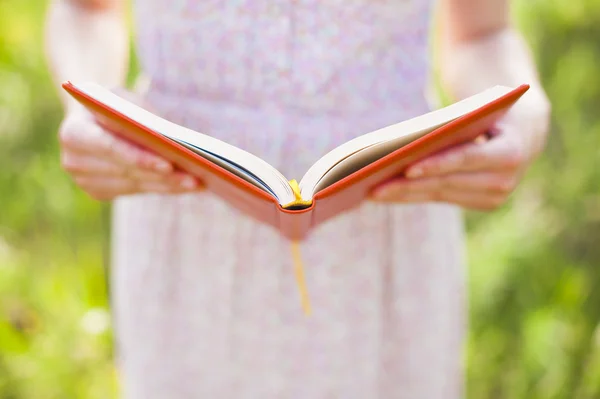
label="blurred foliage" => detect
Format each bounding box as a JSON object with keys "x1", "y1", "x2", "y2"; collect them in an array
[
  {"x1": 0, "y1": 0, "x2": 598, "y2": 398},
  {"x1": 0, "y1": 2, "x2": 117, "y2": 398},
  {"x1": 466, "y1": 1, "x2": 600, "y2": 398}
]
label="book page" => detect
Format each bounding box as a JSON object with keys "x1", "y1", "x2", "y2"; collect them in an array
[
  {"x1": 309, "y1": 124, "x2": 443, "y2": 194},
  {"x1": 175, "y1": 140, "x2": 278, "y2": 196},
  {"x1": 70, "y1": 82, "x2": 297, "y2": 205},
  {"x1": 298, "y1": 85, "x2": 514, "y2": 199}
]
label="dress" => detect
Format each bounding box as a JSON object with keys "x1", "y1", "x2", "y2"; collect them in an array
[{"x1": 111, "y1": 1, "x2": 467, "y2": 398}]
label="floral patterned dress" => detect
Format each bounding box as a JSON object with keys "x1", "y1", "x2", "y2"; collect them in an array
[{"x1": 111, "y1": 1, "x2": 467, "y2": 397}]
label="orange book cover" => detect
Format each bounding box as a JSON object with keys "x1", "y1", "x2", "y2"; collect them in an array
[{"x1": 62, "y1": 82, "x2": 529, "y2": 241}]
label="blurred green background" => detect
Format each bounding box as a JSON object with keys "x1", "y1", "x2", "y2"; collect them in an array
[{"x1": 0, "y1": 0, "x2": 599, "y2": 398}]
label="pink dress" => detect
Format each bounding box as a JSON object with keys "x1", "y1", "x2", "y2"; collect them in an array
[{"x1": 112, "y1": 1, "x2": 466, "y2": 397}]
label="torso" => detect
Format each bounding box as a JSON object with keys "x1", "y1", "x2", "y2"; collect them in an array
[
  {"x1": 111, "y1": 2, "x2": 467, "y2": 398},
  {"x1": 132, "y1": 0, "x2": 434, "y2": 174}
]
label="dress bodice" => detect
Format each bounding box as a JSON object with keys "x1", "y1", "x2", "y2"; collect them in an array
[{"x1": 133, "y1": 0, "x2": 434, "y2": 115}]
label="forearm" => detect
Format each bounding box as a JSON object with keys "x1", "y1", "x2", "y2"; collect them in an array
[
  {"x1": 44, "y1": 0, "x2": 129, "y2": 112},
  {"x1": 437, "y1": 0, "x2": 549, "y2": 106},
  {"x1": 436, "y1": 0, "x2": 550, "y2": 158},
  {"x1": 439, "y1": 28, "x2": 546, "y2": 101}
]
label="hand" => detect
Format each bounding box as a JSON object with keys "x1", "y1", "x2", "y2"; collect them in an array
[
  {"x1": 371, "y1": 88, "x2": 551, "y2": 211},
  {"x1": 58, "y1": 92, "x2": 202, "y2": 201}
]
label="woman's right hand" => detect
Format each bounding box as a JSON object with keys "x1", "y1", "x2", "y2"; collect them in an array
[{"x1": 58, "y1": 108, "x2": 202, "y2": 201}]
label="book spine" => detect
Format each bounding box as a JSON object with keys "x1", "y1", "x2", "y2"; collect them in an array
[{"x1": 278, "y1": 208, "x2": 313, "y2": 241}]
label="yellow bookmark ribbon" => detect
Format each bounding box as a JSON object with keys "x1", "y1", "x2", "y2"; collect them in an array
[
  {"x1": 282, "y1": 179, "x2": 313, "y2": 210},
  {"x1": 291, "y1": 241, "x2": 311, "y2": 316},
  {"x1": 281, "y1": 179, "x2": 312, "y2": 315}
]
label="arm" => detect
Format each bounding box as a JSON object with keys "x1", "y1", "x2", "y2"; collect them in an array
[
  {"x1": 45, "y1": 0, "x2": 129, "y2": 112},
  {"x1": 437, "y1": 0, "x2": 551, "y2": 156},
  {"x1": 45, "y1": 0, "x2": 200, "y2": 200},
  {"x1": 372, "y1": 0, "x2": 551, "y2": 210},
  {"x1": 437, "y1": 0, "x2": 546, "y2": 98}
]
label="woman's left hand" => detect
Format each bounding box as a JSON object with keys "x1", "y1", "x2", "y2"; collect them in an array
[{"x1": 371, "y1": 87, "x2": 551, "y2": 211}]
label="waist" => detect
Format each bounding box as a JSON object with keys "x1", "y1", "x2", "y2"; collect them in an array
[
  {"x1": 138, "y1": 70, "x2": 431, "y2": 118},
  {"x1": 138, "y1": 76, "x2": 432, "y2": 126}
]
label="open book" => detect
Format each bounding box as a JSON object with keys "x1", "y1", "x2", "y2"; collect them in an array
[{"x1": 63, "y1": 81, "x2": 529, "y2": 240}]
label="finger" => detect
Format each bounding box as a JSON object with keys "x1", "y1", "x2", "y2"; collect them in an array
[
  {"x1": 127, "y1": 170, "x2": 199, "y2": 187},
  {"x1": 63, "y1": 157, "x2": 199, "y2": 188},
  {"x1": 371, "y1": 180, "x2": 507, "y2": 211},
  {"x1": 137, "y1": 179, "x2": 202, "y2": 193},
  {"x1": 74, "y1": 175, "x2": 202, "y2": 200},
  {"x1": 74, "y1": 176, "x2": 137, "y2": 200},
  {"x1": 95, "y1": 129, "x2": 173, "y2": 173},
  {"x1": 372, "y1": 171, "x2": 518, "y2": 199},
  {"x1": 371, "y1": 176, "x2": 440, "y2": 201},
  {"x1": 61, "y1": 119, "x2": 173, "y2": 174},
  {"x1": 62, "y1": 151, "x2": 199, "y2": 188},
  {"x1": 434, "y1": 172, "x2": 518, "y2": 195},
  {"x1": 405, "y1": 132, "x2": 525, "y2": 178},
  {"x1": 61, "y1": 152, "x2": 125, "y2": 177},
  {"x1": 414, "y1": 189, "x2": 507, "y2": 211},
  {"x1": 75, "y1": 175, "x2": 201, "y2": 193}
]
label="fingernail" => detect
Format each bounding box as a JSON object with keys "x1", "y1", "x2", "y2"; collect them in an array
[
  {"x1": 406, "y1": 167, "x2": 423, "y2": 178},
  {"x1": 155, "y1": 161, "x2": 172, "y2": 173},
  {"x1": 180, "y1": 176, "x2": 197, "y2": 189}
]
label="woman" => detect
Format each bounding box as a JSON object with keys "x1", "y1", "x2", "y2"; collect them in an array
[{"x1": 45, "y1": 0, "x2": 550, "y2": 397}]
